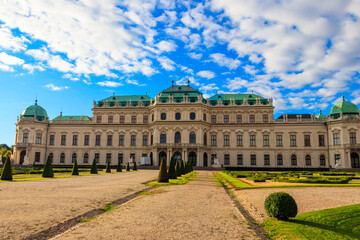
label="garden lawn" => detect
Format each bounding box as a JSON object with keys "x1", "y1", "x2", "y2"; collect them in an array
[
  {"x1": 262, "y1": 204, "x2": 360, "y2": 240},
  {"x1": 146, "y1": 171, "x2": 197, "y2": 187}
]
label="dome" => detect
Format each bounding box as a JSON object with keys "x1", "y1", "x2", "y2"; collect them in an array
[
  {"x1": 315, "y1": 110, "x2": 327, "y2": 119},
  {"x1": 22, "y1": 100, "x2": 48, "y2": 121},
  {"x1": 330, "y1": 96, "x2": 359, "y2": 119}
]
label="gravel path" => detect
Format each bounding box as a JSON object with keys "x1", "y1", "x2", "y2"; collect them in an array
[
  {"x1": 54, "y1": 171, "x2": 259, "y2": 240},
  {"x1": 0, "y1": 170, "x2": 158, "y2": 240}
]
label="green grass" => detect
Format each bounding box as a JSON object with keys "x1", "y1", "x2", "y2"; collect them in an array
[
  {"x1": 102, "y1": 203, "x2": 116, "y2": 212},
  {"x1": 146, "y1": 172, "x2": 197, "y2": 188},
  {"x1": 262, "y1": 204, "x2": 360, "y2": 239}
]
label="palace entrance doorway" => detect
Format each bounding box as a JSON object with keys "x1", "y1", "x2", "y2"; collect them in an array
[
  {"x1": 189, "y1": 152, "x2": 196, "y2": 166},
  {"x1": 203, "y1": 152, "x2": 208, "y2": 167},
  {"x1": 351, "y1": 152, "x2": 360, "y2": 168},
  {"x1": 20, "y1": 150, "x2": 26, "y2": 165}
]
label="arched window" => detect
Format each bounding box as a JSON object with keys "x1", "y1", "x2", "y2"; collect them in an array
[
  {"x1": 160, "y1": 133, "x2": 167, "y2": 144},
  {"x1": 190, "y1": 132, "x2": 196, "y2": 144},
  {"x1": 84, "y1": 153, "x2": 89, "y2": 163},
  {"x1": 49, "y1": 153, "x2": 54, "y2": 162},
  {"x1": 204, "y1": 133, "x2": 207, "y2": 145},
  {"x1": 305, "y1": 155, "x2": 311, "y2": 166},
  {"x1": 203, "y1": 113, "x2": 206, "y2": 121},
  {"x1": 60, "y1": 153, "x2": 65, "y2": 163},
  {"x1": 190, "y1": 112, "x2": 195, "y2": 120},
  {"x1": 175, "y1": 132, "x2": 181, "y2": 143},
  {"x1": 291, "y1": 154, "x2": 297, "y2": 166},
  {"x1": 72, "y1": 153, "x2": 77, "y2": 163},
  {"x1": 152, "y1": 114, "x2": 154, "y2": 121},
  {"x1": 320, "y1": 155, "x2": 326, "y2": 166},
  {"x1": 175, "y1": 112, "x2": 181, "y2": 120},
  {"x1": 277, "y1": 154, "x2": 283, "y2": 165},
  {"x1": 161, "y1": 113, "x2": 166, "y2": 120}
]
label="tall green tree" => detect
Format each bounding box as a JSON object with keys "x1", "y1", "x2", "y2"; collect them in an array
[
  {"x1": 72, "y1": 159, "x2": 79, "y2": 175},
  {"x1": 181, "y1": 160, "x2": 186, "y2": 175},
  {"x1": 168, "y1": 157, "x2": 177, "y2": 179},
  {"x1": 157, "y1": 158, "x2": 169, "y2": 183},
  {"x1": 1, "y1": 157, "x2": 12, "y2": 181},
  {"x1": 133, "y1": 162, "x2": 137, "y2": 171},
  {"x1": 106, "y1": 162, "x2": 111, "y2": 173},
  {"x1": 90, "y1": 158, "x2": 98, "y2": 174},
  {"x1": 42, "y1": 155, "x2": 54, "y2": 178},
  {"x1": 175, "y1": 160, "x2": 181, "y2": 177}
]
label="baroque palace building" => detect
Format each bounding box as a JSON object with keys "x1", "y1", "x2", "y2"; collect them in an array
[{"x1": 13, "y1": 82, "x2": 360, "y2": 170}]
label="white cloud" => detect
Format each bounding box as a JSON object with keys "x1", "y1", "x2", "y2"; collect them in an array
[
  {"x1": 197, "y1": 70, "x2": 215, "y2": 79},
  {"x1": 0, "y1": 26, "x2": 28, "y2": 52},
  {"x1": 0, "y1": 63, "x2": 14, "y2": 72},
  {"x1": 156, "y1": 40, "x2": 177, "y2": 52},
  {"x1": 0, "y1": 52, "x2": 24, "y2": 65},
  {"x1": 157, "y1": 56, "x2": 176, "y2": 71},
  {"x1": 188, "y1": 52, "x2": 202, "y2": 60},
  {"x1": 199, "y1": 83, "x2": 219, "y2": 91},
  {"x1": 209, "y1": 53, "x2": 240, "y2": 70},
  {"x1": 97, "y1": 81, "x2": 123, "y2": 87},
  {"x1": 62, "y1": 73, "x2": 79, "y2": 81},
  {"x1": 45, "y1": 83, "x2": 69, "y2": 91},
  {"x1": 22, "y1": 64, "x2": 45, "y2": 73},
  {"x1": 126, "y1": 79, "x2": 146, "y2": 86}
]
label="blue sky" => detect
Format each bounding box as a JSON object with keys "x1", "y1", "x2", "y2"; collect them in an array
[{"x1": 1, "y1": 0, "x2": 360, "y2": 146}]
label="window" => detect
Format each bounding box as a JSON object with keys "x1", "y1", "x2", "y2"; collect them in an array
[
  {"x1": 277, "y1": 154, "x2": 283, "y2": 165},
  {"x1": 119, "y1": 135, "x2": 124, "y2": 146},
  {"x1": 143, "y1": 116, "x2": 148, "y2": 124},
  {"x1": 305, "y1": 155, "x2": 311, "y2": 166},
  {"x1": 236, "y1": 115, "x2": 242, "y2": 123},
  {"x1": 36, "y1": 133, "x2": 42, "y2": 144},
  {"x1": 84, "y1": 135, "x2": 89, "y2": 146},
  {"x1": 249, "y1": 114, "x2": 255, "y2": 123},
  {"x1": 161, "y1": 113, "x2": 166, "y2": 120},
  {"x1": 151, "y1": 114, "x2": 154, "y2": 121},
  {"x1": 276, "y1": 135, "x2": 282, "y2": 147},
  {"x1": 83, "y1": 153, "x2": 89, "y2": 163},
  {"x1": 263, "y1": 135, "x2": 269, "y2": 146},
  {"x1": 49, "y1": 135, "x2": 55, "y2": 145},
  {"x1": 61, "y1": 135, "x2": 66, "y2": 145},
  {"x1": 224, "y1": 135, "x2": 229, "y2": 146},
  {"x1": 108, "y1": 116, "x2": 113, "y2": 123},
  {"x1": 174, "y1": 132, "x2": 181, "y2": 143},
  {"x1": 118, "y1": 153, "x2": 123, "y2": 164},
  {"x1": 250, "y1": 135, "x2": 256, "y2": 146},
  {"x1": 350, "y1": 133, "x2": 356, "y2": 144},
  {"x1": 49, "y1": 153, "x2": 53, "y2": 162},
  {"x1": 60, "y1": 153, "x2": 65, "y2": 163},
  {"x1": 237, "y1": 135, "x2": 243, "y2": 146},
  {"x1": 304, "y1": 135, "x2": 311, "y2": 146},
  {"x1": 131, "y1": 135, "x2": 136, "y2": 146},
  {"x1": 143, "y1": 135, "x2": 148, "y2": 146},
  {"x1": 131, "y1": 116, "x2": 137, "y2": 124},
  {"x1": 203, "y1": 113, "x2": 206, "y2": 121},
  {"x1": 72, "y1": 135, "x2": 78, "y2": 146},
  {"x1": 107, "y1": 135, "x2": 112, "y2": 146},
  {"x1": 96, "y1": 135, "x2": 101, "y2": 146},
  {"x1": 335, "y1": 154, "x2": 341, "y2": 165},
  {"x1": 291, "y1": 155, "x2": 297, "y2": 166},
  {"x1": 96, "y1": 116, "x2": 102, "y2": 123},
  {"x1": 224, "y1": 154, "x2": 230, "y2": 165},
  {"x1": 120, "y1": 116, "x2": 125, "y2": 124},
  {"x1": 320, "y1": 155, "x2": 326, "y2": 166},
  {"x1": 95, "y1": 153, "x2": 99, "y2": 163},
  {"x1": 211, "y1": 154, "x2": 216, "y2": 165},
  {"x1": 333, "y1": 133, "x2": 340, "y2": 145},
  {"x1": 190, "y1": 112, "x2": 195, "y2": 120},
  {"x1": 130, "y1": 153, "x2": 135, "y2": 162},
  {"x1": 250, "y1": 154, "x2": 256, "y2": 165},
  {"x1": 23, "y1": 133, "x2": 28, "y2": 143},
  {"x1": 106, "y1": 153, "x2": 111, "y2": 163},
  {"x1": 264, "y1": 154, "x2": 270, "y2": 165},
  {"x1": 72, "y1": 153, "x2": 77, "y2": 163},
  {"x1": 211, "y1": 135, "x2": 217, "y2": 146},
  {"x1": 190, "y1": 132, "x2": 196, "y2": 144},
  {"x1": 263, "y1": 115, "x2": 268, "y2": 123},
  {"x1": 211, "y1": 115, "x2": 216, "y2": 123},
  {"x1": 290, "y1": 135, "x2": 296, "y2": 146},
  {"x1": 35, "y1": 152, "x2": 40, "y2": 162},
  {"x1": 160, "y1": 133, "x2": 166, "y2": 144},
  {"x1": 224, "y1": 115, "x2": 229, "y2": 123},
  {"x1": 237, "y1": 154, "x2": 243, "y2": 165},
  {"x1": 151, "y1": 135, "x2": 153, "y2": 145},
  {"x1": 175, "y1": 113, "x2": 181, "y2": 120},
  {"x1": 204, "y1": 133, "x2": 207, "y2": 145},
  {"x1": 319, "y1": 135, "x2": 325, "y2": 146}
]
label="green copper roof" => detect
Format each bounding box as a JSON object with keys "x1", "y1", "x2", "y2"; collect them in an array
[
  {"x1": 158, "y1": 84, "x2": 205, "y2": 103},
  {"x1": 209, "y1": 93, "x2": 268, "y2": 105},
  {"x1": 97, "y1": 95, "x2": 152, "y2": 107},
  {"x1": 330, "y1": 96, "x2": 359, "y2": 118},
  {"x1": 53, "y1": 115, "x2": 91, "y2": 121},
  {"x1": 22, "y1": 100, "x2": 48, "y2": 121},
  {"x1": 315, "y1": 110, "x2": 327, "y2": 119}
]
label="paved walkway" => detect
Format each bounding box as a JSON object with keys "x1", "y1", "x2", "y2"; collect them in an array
[{"x1": 55, "y1": 172, "x2": 259, "y2": 240}]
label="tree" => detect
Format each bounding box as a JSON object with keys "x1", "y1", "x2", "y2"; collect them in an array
[
  {"x1": 157, "y1": 158, "x2": 169, "y2": 183},
  {"x1": 72, "y1": 159, "x2": 79, "y2": 175},
  {"x1": 90, "y1": 158, "x2": 98, "y2": 174},
  {"x1": 0, "y1": 148, "x2": 12, "y2": 164},
  {"x1": 1, "y1": 157, "x2": 12, "y2": 181},
  {"x1": 133, "y1": 161, "x2": 137, "y2": 171},
  {"x1": 116, "y1": 160, "x2": 122, "y2": 172},
  {"x1": 126, "y1": 162, "x2": 130, "y2": 171},
  {"x1": 175, "y1": 160, "x2": 181, "y2": 177},
  {"x1": 168, "y1": 157, "x2": 177, "y2": 179},
  {"x1": 106, "y1": 162, "x2": 111, "y2": 173},
  {"x1": 42, "y1": 155, "x2": 54, "y2": 178},
  {"x1": 265, "y1": 192, "x2": 298, "y2": 220},
  {"x1": 181, "y1": 160, "x2": 186, "y2": 175}
]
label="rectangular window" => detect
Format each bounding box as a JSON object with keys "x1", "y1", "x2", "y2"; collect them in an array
[
  {"x1": 83, "y1": 154, "x2": 89, "y2": 163},
  {"x1": 106, "y1": 153, "x2": 111, "y2": 163},
  {"x1": 119, "y1": 135, "x2": 124, "y2": 146},
  {"x1": 49, "y1": 135, "x2": 55, "y2": 145},
  {"x1": 95, "y1": 153, "x2": 100, "y2": 163},
  {"x1": 118, "y1": 153, "x2": 123, "y2": 164},
  {"x1": 131, "y1": 135, "x2": 136, "y2": 146},
  {"x1": 130, "y1": 153, "x2": 135, "y2": 162},
  {"x1": 107, "y1": 135, "x2": 112, "y2": 146},
  {"x1": 304, "y1": 135, "x2": 311, "y2": 146},
  {"x1": 237, "y1": 135, "x2": 243, "y2": 146},
  {"x1": 143, "y1": 135, "x2": 148, "y2": 146},
  {"x1": 36, "y1": 133, "x2": 42, "y2": 144},
  {"x1": 264, "y1": 154, "x2": 270, "y2": 165},
  {"x1": 211, "y1": 115, "x2": 216, "y2": 123},
  {"x1": 211, "y1": 154, "x2": 216, "y2": 165},
  {"x1": 263, "y1": 135, "x2": 269, "y2": 146},
  {"x1": 319, "y1": 135, "x2": 325, "y2": 146},
  {"x1": 72, "y1": 135, "x2": 78, "y2": 146},
  {"x1": 108, "y1": 116, "x2": 113, "y2": 124},
  {"x1": 224, "y1": 115, "x2": 229, "y2": 123},
  {"x1": 61, "y1": 135, "x2": 66, "y2": 145},
  {"x1": 276, "y1": 135, "x2": 282, "y2": 147},
  {"x1": 224, "y1": 135, "x2": 229, "y2": 146},
  {"x1": 131, "y1": 116, "x2": 137, "y2": 124},
  {"x1": 96, "y1": 116, "x2": 102, "y2": 123},
  {"x1": 350, "y1": 133, "x2": 356, "y2": 144},
  {"x1": 263, "y1": 115, "x2": 268, "y2": 123},
  {"x1": 290, "y1": 135, "x2": 296, "y2": 146},
  {"x1": 333, "y1": 133, "x2": 340, "y2": 145},
  {"x1": 237, "y1": 154, "x2": 243, "y2": 165},
  {"x1": 249, "y1": 114, "x2": 255, "y2": 123},
  {"x1": 250, "y1": 135, "x2": 256, "y2": 146},
  {"x1": 320, "y1": 155, "x2": 326, "y2": 166},
  {"x1": 335, "y1": 154, "x2": 341, "y2": 165},
  {"x1": 35, "y1": 152, "x2": 40, "y2": 162},
  {"x1": 236, "y1": 115, "x2": 242, "y2": 123},
  {"x1": 224, "y1": 154, "x2": 230, "y2": 165},
  {"x1": 211, "y1": 135, "x2": 217, "y2": 146},
  {"x1": 120, "y1": 116, "x2": 125, "y2": 124},
  {"x1": 96, "y1": 135, "x2": 101, "y2": 146},
  {"x1": 143, "y1": 116, "x2": 148, "y2": 124},
  {"x1": 84, "y1": 135, "x2": 89, "y2": 146},
  {"x1": 23, "y1": 133, "x2": 28, "y2": 143},
  {"x1": 251, "y1": 154, "x2": 256, "y2": 165}
]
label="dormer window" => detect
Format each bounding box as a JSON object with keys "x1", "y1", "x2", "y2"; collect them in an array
[{"x1": 161, "y1": 113, "x2": 166, "y2": 120}]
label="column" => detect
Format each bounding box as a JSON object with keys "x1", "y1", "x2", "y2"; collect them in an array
[{"x1": 197, "y1": 148, "x2": 200, "y2": 167}]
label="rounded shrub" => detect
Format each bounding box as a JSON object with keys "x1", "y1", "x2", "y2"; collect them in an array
[{"x1": 265, "y1": 192, "x2": 298, "y2": 220}]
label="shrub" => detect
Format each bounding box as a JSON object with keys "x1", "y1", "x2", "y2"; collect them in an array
[
  {"x1": 190, "y1": 162, "x2": 193, "y2": 172},
  {"x1": 168, "y1": 157, "x2": 177, "y2": 179},
  {"x1": 157, "y1": 158, "x2": 169, "y2": 183},
  {"x1": 175, "y1": 160, "x2": 181, "y2": 177},
  {"x1": 1, "y1": 157, "x2": 12, "y2": 181},
  {"x1": 265, "y1": 192, "x2": 298, "y2": 220},
  {"x1": 116, "y1": 161, "x2": 122, "y2": 172},
  {"x1": 126, "y1": 162, "x2": 130, "y2": 171},
  {"x1": 106, "y1": 162, "x2": 111, "y2": 173},
  {"x1": 72, "y1": 159, "x2": 79, "y2": 175},
  {"x1": 42, "y1": 155, "x2": 54, "y2": 178},
  {"x1": 181, "y1": 160, "x2": 186, "y2": 175},
  {"x1": 133, "y1": 162, "x2": 137, "y2": 171},
  {"x1": 90, "y1": 158, "x2": 98, "y2": 174}
]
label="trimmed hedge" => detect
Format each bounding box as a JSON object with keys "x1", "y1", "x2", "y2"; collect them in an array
[
  {"x1": 158, "y1": 158, "x2": 168, "y2": 183},
  {"x1": 1, "y1": 157, "x2": 12, "y2": 181},
  {"x1": 105, "y1": 162, "x2": 111, "y2": 173},
  {"x1": 175, "y1": 160, "x2": 181, "y2": 177},
  {"x1": 42, "y1": 156, "x2": 54, "y2": 178},
  {"x1": 90, "y1": 158, "x2": 98, "y2": 174},
  {"x1": 265, "y1": 192, "x2": 298, "y2": 220},
  {"x1": 168, "y1": 157, "x2": 177, "y2": 179},
  {"x1": 126, "y1": 162, "x2": 130, "y2": 171},
  {"x1": 116, "y1": 161, "x2": 122, "y2": 172},
  {"x1": 133, "y1": 162, "x2": 137, "y2": 171},
  {"x1": 72, "y1": 159, "x2": 79, "y2": 175}
]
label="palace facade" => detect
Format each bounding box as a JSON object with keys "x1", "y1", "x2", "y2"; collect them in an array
[{"x1": 13, "y1": 83, "x2": 360, "y2": 170}]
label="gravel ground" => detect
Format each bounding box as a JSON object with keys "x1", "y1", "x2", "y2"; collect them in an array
[
  {"x1": 54, "y1": 171, "x2": 260, "y2": 240},
  {"x1": 235, "y1": 187, "x2": 360, "y2": 222},
  {"x1": 0, "y1": 170, "x2": 158, "y2": 240}
]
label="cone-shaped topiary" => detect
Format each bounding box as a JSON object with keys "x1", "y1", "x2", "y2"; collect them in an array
[
  {"x1": 90, "y1": 158, "x2": 98, "y2": 174},
  {"x1": 265, "y1": 192, "x2": 298, "y2": 220},
  {"x1": 133, "y1": 162, "x2": 137, "y2": 171},
  {"x1": 1, "y1": 157, "x2": 12, "y2": 181},
  {"x1": 116, "y1": 161, "x2": 122, "y2": 172},
  {"x1": 186, "y1": 161, "x2": 190, "y2": 173},
  {"x1": 184, "y1": 160, "x2": 189, "y2": 174},
  {"x1": 72, "y1": 159, "x2": 79, "y2": 175},
  {"x1": 106, "y1": 162, "x2": 111, "y2": 173},
  {"x1": 181, "y1": 160, "x2": 186, "y2": 175},
  {"x1": 42, "y1": 155, "x2": 54, "y2": 178},
  {"x1": 126, "y1": 162, "x2": 130, "y2": 171},
  {"x1": 175, "y1": 160, "x2": 181, "y2": 177},
  {"x1": 168, "y1": 157, "x2": 177, "y2": 179},
  {"x1": 190, "y1": 161, "x2": 193, "y2": 172},
  {"x1": 157, "y1": 158, "x2": 169, "y2": 183}
]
